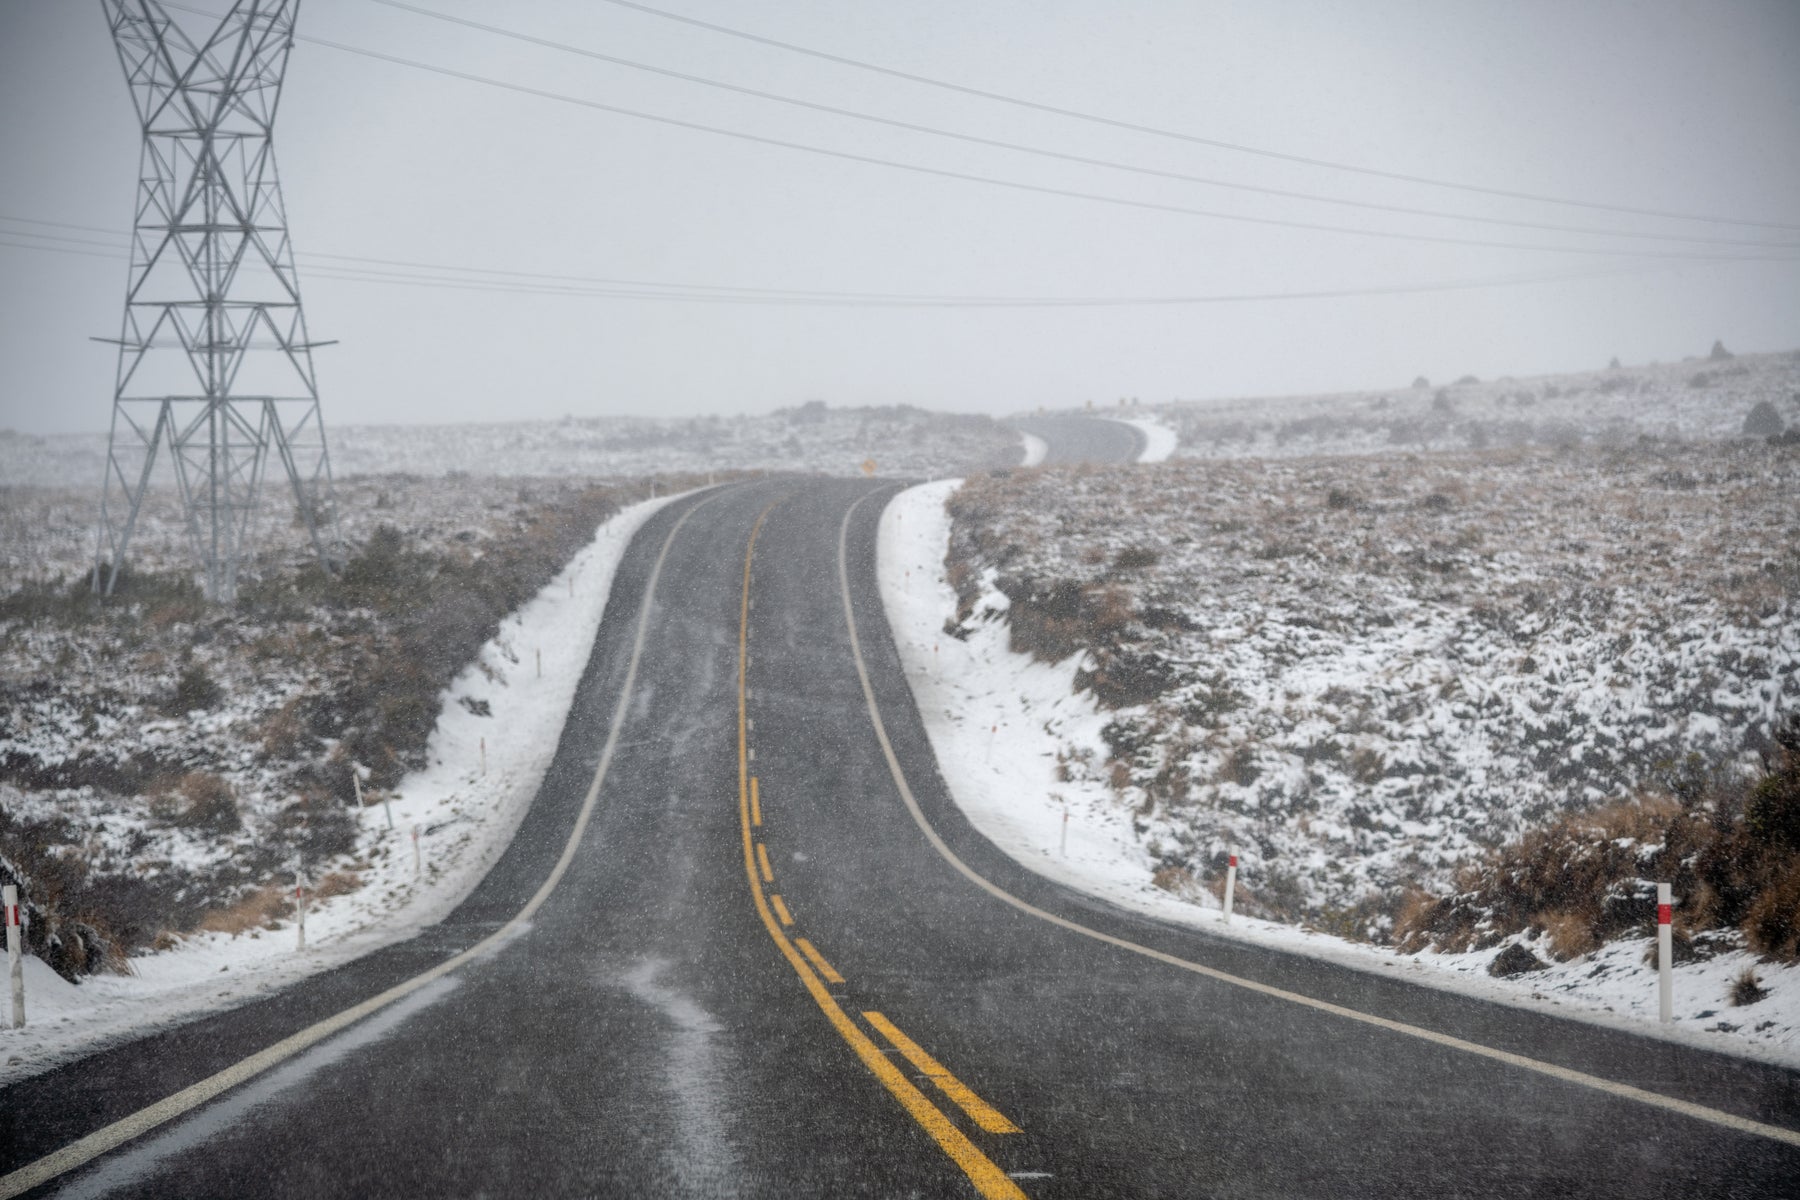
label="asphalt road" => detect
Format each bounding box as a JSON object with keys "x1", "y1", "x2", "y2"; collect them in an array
[
  {"x1": 1012, "y1": 416, "x2": 1146, "y2": 464},
  {"x1": 4, "y1": 478, "x2": 1798, "y2": 1198}
]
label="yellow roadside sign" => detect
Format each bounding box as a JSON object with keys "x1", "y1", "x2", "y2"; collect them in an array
[{"x1": 860, "y1": 458, "x2": 877, "y2": 476}]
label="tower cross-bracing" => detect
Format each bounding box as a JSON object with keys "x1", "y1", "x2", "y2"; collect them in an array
[{"x1": 93, "y1": 0, "x2": 338, "y2": 602}]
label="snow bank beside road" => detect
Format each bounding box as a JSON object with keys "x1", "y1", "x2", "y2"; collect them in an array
[
  {"x1": 1, "y1": 491, "x2": 687, "y2": 1085},
  {"x1": 876, "y1": 480, "x2": 1800, "y2": 1068},
  {"x1": 1111, "y1": 417, "x2": 1177, "y2": 462}
]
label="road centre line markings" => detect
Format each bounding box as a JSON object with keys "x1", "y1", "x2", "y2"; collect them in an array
[
  {"x1": 751, "y1": 776, "x2": 762, "y2": 826},
  {"x1": 756, "y1": 843, "x2": 775, "y2": 883},
  {"x1": 0, "y1": 490, "x2": 729, "y2": 1200},
  {"x1": 771, "y1": 894, "x2": 795, "y2": 926},
  {"x1": 834, "y1": 489, "x2": 1800, "y2": 1152},
  {"x1": 736, "y1": 500, "x2": 1028, "y2": 1200},
  {"x1": 795, "y1": 938, "x2": 847, "y2": 985},
  {"x1": 863, "y1": 1011, "x2": 1021, "y2": 1134}
]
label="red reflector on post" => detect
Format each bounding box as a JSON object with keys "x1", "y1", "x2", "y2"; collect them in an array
[
  {"x1": 1657, "y1": 904, "x2": 1672, "y2": 925},
  {"x1": 1228, "y1": 855, "x2": 1238, "y2": 868}
]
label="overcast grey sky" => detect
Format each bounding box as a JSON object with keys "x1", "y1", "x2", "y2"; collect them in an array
[{"x1": 2, "y1": 0, "x2": 1797, "y2": 436}]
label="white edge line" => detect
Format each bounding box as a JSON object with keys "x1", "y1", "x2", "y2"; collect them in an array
[
  {"x1": 0, "y1": 490, "x2": 724, "y2": 1200},
  {"x1": 835, "y1": 487, "x2": 1800, "y2": 1151}
]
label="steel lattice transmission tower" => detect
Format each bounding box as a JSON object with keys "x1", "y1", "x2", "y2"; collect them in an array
[{"x1": 93, "y1": 0, "x2": 339, "y2": 603}]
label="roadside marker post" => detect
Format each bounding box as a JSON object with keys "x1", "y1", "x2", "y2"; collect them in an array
[
  {"x1": 413, "y1": 825, "x2": 423, "y2": 878},
  {"x1": 5, "y1": 884, "x2": 23, "y2": 1029},
  {"x1": 1223, "y1": 851, "x2": 1238, "y2": 924},
  {"x1": 536, "y1": 648, "x2": 541, "y2": 679},
  {"x1": 1658, "y1": 882, "x2": 1673, "y2": 1023},
  {"x1": 295, "y1": 872, "x2": 307, "y2": 952},
  {"x1": 479, "y1": 737, "x2": 487, "y2": 777}
]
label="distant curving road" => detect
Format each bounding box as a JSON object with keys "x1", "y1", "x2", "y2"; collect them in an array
[
  {"x1": 1011, "y1": 416, "x2": 1145, "y2": 464},
  {"x1": 3, "y1": 479, "x2": 1797, "y2": 1198}
]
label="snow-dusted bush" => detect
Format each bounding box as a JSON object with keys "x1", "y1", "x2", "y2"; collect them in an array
[{"x1": 1744, "y1": 400, "x2": 1785, "y2": 438}]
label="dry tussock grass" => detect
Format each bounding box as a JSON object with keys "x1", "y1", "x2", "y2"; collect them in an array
[
  {"x1": 313, "y1": 870, "x2": 363, "y2": 899},
  {"x1": 1536, "y1": 909, "x2": 1602, "y2": 960},
  {"x1": 1397, "y1": 722, "x2": 1800, "y2": 961},
  {"x1": 197, "y1": 885, "x2": 292, "y2": 936}
]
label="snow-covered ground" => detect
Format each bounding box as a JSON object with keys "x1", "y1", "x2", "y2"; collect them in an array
[
  {"x1": 0, "y1": 402, "x2": 1019, "y2": 492},
  {"x1": 940, "y1": 442, "x2": 1798, "y2": 912},
  {"x1": 0, "y1": 491, "x2": 682, "y2": 1085},
  {"x1": 1142, "y1": 348, "x2": 1800, "y2": 460},
  {"x1": 878, "y1": 479, "x2": 1800, "y2": 1065},
  {"x1": 1111, "y1": 417, "x2": 1177, "y2": 463}
]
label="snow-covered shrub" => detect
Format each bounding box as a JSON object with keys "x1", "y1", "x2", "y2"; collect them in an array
[
  {"x1": 1744, "y1": 400, "x2": 1785, "y2": 437},
  {"x1": 162, "y1": 771, "x2": 240, "y2": 832},
  {"x1": 168, "y1": 663, "x2": 222, "y2": 714}
]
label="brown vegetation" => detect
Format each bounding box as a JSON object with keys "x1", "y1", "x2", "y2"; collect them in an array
[
  {"x1": 196, "y1": 885, "x2": 293, "y2": 936},
  {"x1": 1396, "y1": 719, "x2": 1800, "y2": 962}
]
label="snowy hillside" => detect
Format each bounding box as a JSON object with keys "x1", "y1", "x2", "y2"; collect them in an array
[
  {"x1": 1144, "y1": 348, "x2": 1800, "y2": 459},
  {"x1": 882, "y1": 479, "x2": 1800, "y2": 1063},
  {"x1": 940, "y1": 439, "x2": 1798, "y2": 924},
  {"x1": 0, "y1": 476, "x2": 663, "y2": 980},
  {"x1": 0, "y1": 401, "x2": 1021, "y2": 491}
]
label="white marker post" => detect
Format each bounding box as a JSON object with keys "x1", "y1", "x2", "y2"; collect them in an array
[
  {"x1": 1657, "y1": 882, "x2": 1673, "y2": 1023},
  {"x1": 413, "y1": 825, "x2": 423, "y2": 877},
  {"x1": 536, "y1": 648, "x2": 541, "y2": 679},
  {"x1": 295, "y1": 872, "x2": 307, "y2": 952},
  {"x1": 5, "y1": 884, "x2": 23, "y2": 1029},
  {"x1": 1222, "y1": 851, "x2": 1238, "y2": 925}
]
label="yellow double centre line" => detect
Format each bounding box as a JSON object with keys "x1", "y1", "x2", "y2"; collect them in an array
[{"x1": 735, "y1": 502, "x2": 1027, "y2": 1200}]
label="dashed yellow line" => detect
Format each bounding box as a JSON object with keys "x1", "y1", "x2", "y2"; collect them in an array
[
  {"x1": 795, "y1": 938, "x2": 847, "y2": 985},
  {"x1": 770, "y1": 894, "x2": 795, "y2": 926},
  {"x1": 751, "y1": 775, "x2": 762, "y2": 826},
  {"x1": 736, "y1": 499, "x2": 1027, "y2": 1200},
  {"x1": 756, "y1": 842, "x2": 775, "y2": 883},
  {"x1": 864, "y1": 1011, "x2": 1021, "y2": 1134}
]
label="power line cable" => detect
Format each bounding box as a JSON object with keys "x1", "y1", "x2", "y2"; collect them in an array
[
  {"x1": 0, "y1": 214, "x2": 1048, "y2": 299},
  {"x1": 586, "y1": 0, "x2": 1800, "y2": 234},
  {"x1": 370, "y1": 0, "x2": 1800, "y2": 252},
  {"x1": 0, "y1": 226, "x2": 1653, "y2": 308},
  {"x1": 143, "y1": 11, "x2": 1793, "y2": 264}
]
